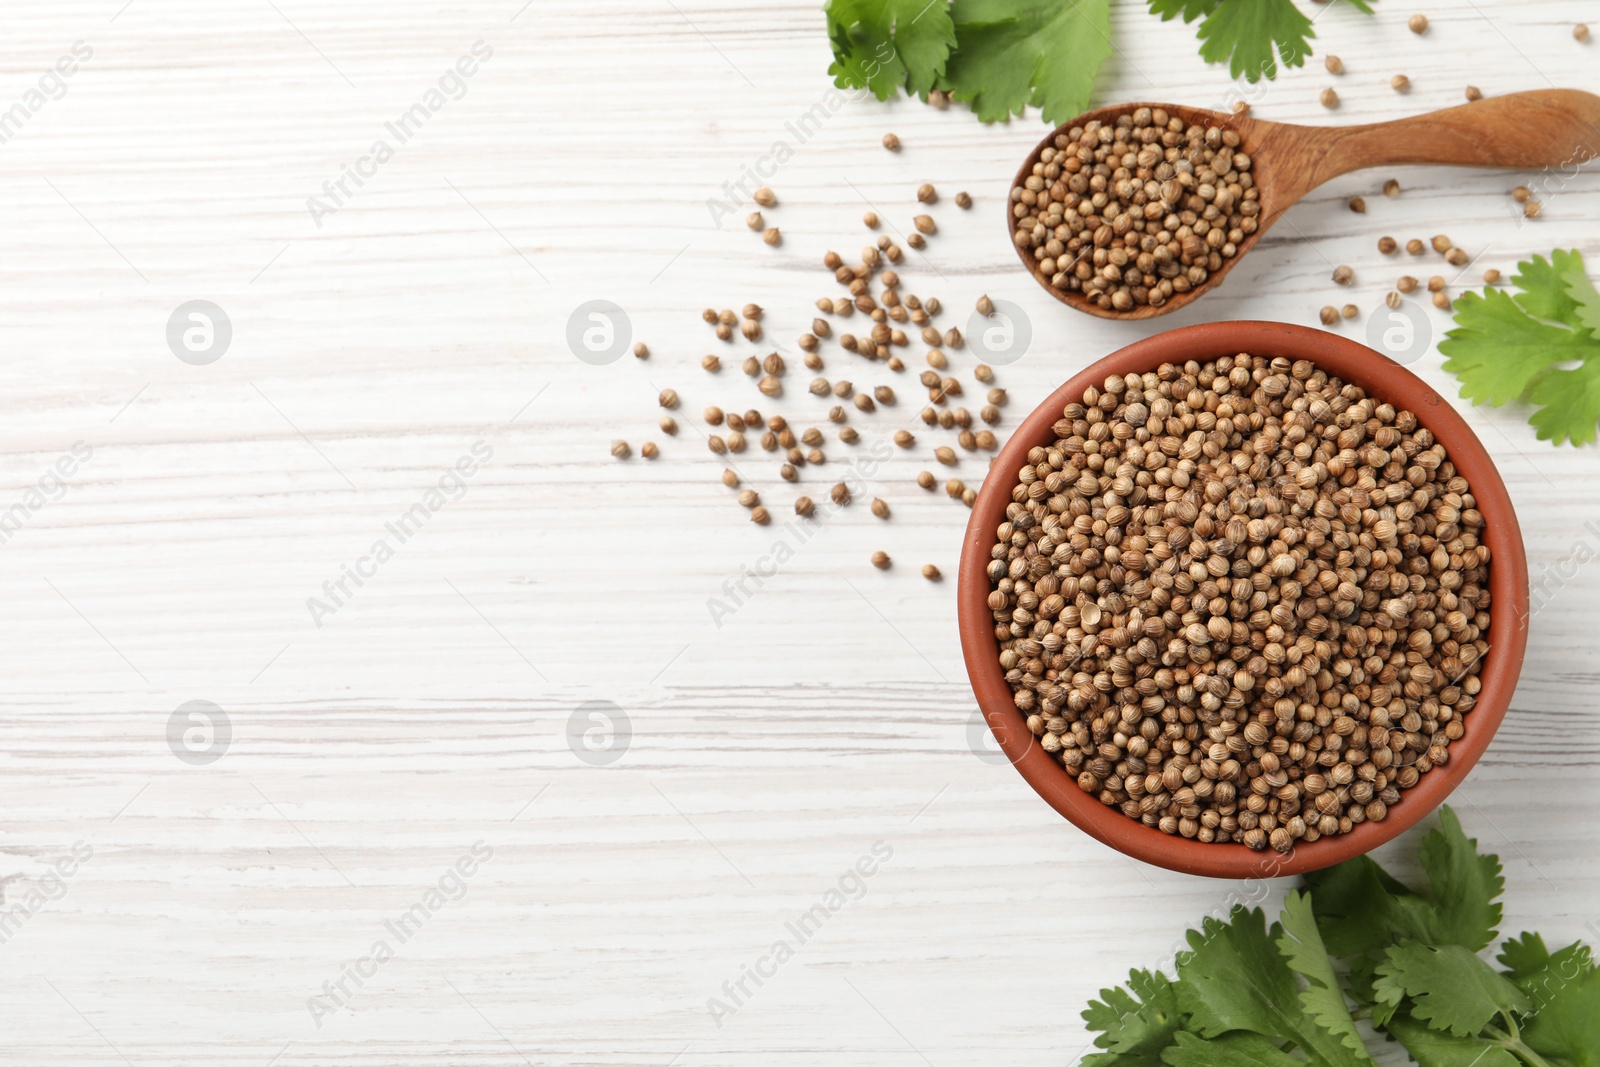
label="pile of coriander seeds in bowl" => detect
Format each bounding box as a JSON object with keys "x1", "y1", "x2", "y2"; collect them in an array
[
  {"x1": 982, "y1": 352, "x2": 1492, "y2": 854},
  {"x1": 1010, "y1": 107, "x2": 1257, "y2": 313}
]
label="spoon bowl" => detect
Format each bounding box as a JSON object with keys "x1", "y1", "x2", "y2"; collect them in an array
[{"x1": 1011, "y1": 90, "x2": 1600, "y2": 319}]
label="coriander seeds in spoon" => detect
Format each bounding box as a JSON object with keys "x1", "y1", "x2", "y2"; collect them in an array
[{"x1": 1011, "y1": 90, "x2": 1600, "y2": 319}]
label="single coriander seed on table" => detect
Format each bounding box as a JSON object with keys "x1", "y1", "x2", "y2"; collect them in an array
[
  {"x1": 921, "y1": 564, "x2": 941, "y2": 581},
  {"x1": 1320, "y1": 87, "x2": 1339, "y2": 109},
  {"x1": 871, "y1": 551, "x2": 890, "y2": 570},
  {"x1": 954, "y1": 191, "x2": 971, "y2": 209},
  {"x1": 762, "y1": 227, "x2": 781, "y2": 246},
  {"x1": 916, "y1": 471, "x2": 935, "y2": 490},
  {"x1": 1384, "y1": 178, "x2": 1402, "y2": 197},
  {"x1": 1484, "y1": 269, "x2": 1502, "y2": 284},
  {"x1": 871, "y1": 498, "x2": 889, "y2": 519},
  {"x1": 659, "y1": 415, "x2": 678, "y2": 435},
  {"x1": 750, "y1": 506, "x2": 770, "y2": 526},
  {"x1": 1391, "y1": 74, "x2": 1410, "y2": 92},
  {"x1": 753, "y1": 186, "x2": 776, "y2": 207},
  {"x1": 1406, "y1": 238, "x2": 1425, "y2": 255},
  {"x1": 1409, "y1": 13, "x2": 1428, "y2": 33},
  {"x1": 1332, "y1": 265, "x2": 1354, "y2": 285},
  {"x1": 1398, "y1": 275, "x2": 1419, "y2": 293},
  {"x1": 1378, "y1": 236, "x2": 1398, "y2": 254},
  {"x1": 882, "y1": 132, "x2": 900, "y2": 152},
  {"x1": 794, "y1": 496, "x2": 813, "y2": 517},
  {"x1": 658, "y1": 388, "x2": 679, "y2": 409},
  {"x1": 917, "y1": 183, "x2": 937, "y2": 203},
  {"x1": 610, "y1": 440, "x2": 630, "y2": 459},
  {"x1": 633, "y1": 342, "x2": 649, "y2": 359},
  {"x1": 1466, "y1": 85, "x2": 1482, "y2": 101},
  {"x1": 863, "y1": 211, "x2": 879, "y2": 229},
  {"x1": 1348, "y1": 196, "x2": 1366, "y2": 214},
  {"x1": 746, "y1": 211, "x2": 763, "y2": 231},
  {"x1": 639, "y1": 442, "x2": 657, "y2": 459},
  {"x1": 720, "y1": 469, "x2": 738, "y2": 488},
  {"x1": 1325, "y1": 54, "x2": 1343, "y2": 74},
  {"x1": 1341, "y1": 303, "x2": 1358, "y2": 319}
]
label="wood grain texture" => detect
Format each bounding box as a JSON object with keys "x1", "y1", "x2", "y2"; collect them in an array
[{"x1": 1, "y1": 1, "x2": 1599, "y2": 1064}]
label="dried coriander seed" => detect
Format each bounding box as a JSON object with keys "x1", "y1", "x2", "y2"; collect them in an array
[
  {"x1": 658, "y1": 388, "x2": 679, "y2": 409},
  {"x1": 1406, "y1": 238, "x2": 1425, "y2": 255},
  {"x1": 976, "y1": 294, "x2": 994, "y2": 315},
  {"x1": 753, "y1": 187, "x2": 776, "y2": 207},
  {"x1": 750, "y1": 506, "x2": 770, "y2": 525},
  {"x1": 720, "y1": 469, "x2": 738, "y2": 488},
  {"x1": 746, "y1": 211, "x2": 763, "y2": 231},
  {"x1": 916, "y1": 471, "x2": 935, "y2": 489},
  {"x1": 1433, "y1": 291, "x2": 1452, "y2": 309},
  {"x1": 871, "y1": 498, "x2": 890, "y2": 519},
  {"x1": 1378, "y1": 236, "x2": 1398, "y2": 254},
  {"x1": 1332, "y1": 265, "x2": 1354, "y2": 285},
  {"x1": 1398, "y1": 275, "x2": 1419, "y2": 293},
  {"x1": 1446, "y1": 247, "x2": 1469, "y2": 267},
  {"x1": 702, "y1": 354, "x2": 721, "y2": 372},
  {"x1": 1384, "y1": 178, "x2": 1402, "y2": 197},
  {"x1": 633, "y1": 342, "x2": 649, "y2": 359},
  {"x1": 1319, "y1": 305, "x2": 1339, "y2": 326},
  {"x1": 794, "y1": 496, "x2": 814, "y2": 516},
  {"x1": 704, "y1": 405, "x2": 724, "y2": 425},
  {"x1": 832, "y1": 483, "x2": 851, "y2": 505},
  {"x1": 837, "y1": 427, "x2": 858, "y2": 444},
  {"x1": 1325, "y1": 54, "x2": 1344, "y2": 74},
  {"x1": 1428, "y1": 274, "x2": 1445, "y2": 292},
  {"x1": 913, "y1": 214, "x2": 936, "y2": 235},
  {"x1": 1341, "y1": 303, "x2": 1358, "y2": 319},
  {"x1": 1320, "y1": 87, "x2": 1339, "y2": 108},
  {"x1": 759, "y1": 375, "x2": 782, "y2": 397},
  {"x1": 743, "y1": 356, "x2": 760, "y2": 376},
  {"x1": 1431, "y1": 235, "x2": 1452, "y2": 253},
  {"x1": 610, "y1": 440, "x2": 630, "y2": 459},
  {"x1": 934, "y1": 446, "x2": 957, "y2": 465},
  {"x1": 1578, "y1": 23, "x2": 1592, "y2": 42},
  {"x1": 741, "y1": 319, "x2": 761, "y2": 341},
  {"x1": 1348, "y1": 196, "x2": 1366, "y2": 213},
  {"x1": 762, "y1": 227, "x2": 781, "y2": 246},
  {"x1": 1483, "y1": 268, "x2": 1502, "y2": 284},
  {"x1": 944, "y1": 478, "x2": 964, "y2": 498},
  {"x1": 874, "y1": 385, "x2": 895, "y2": 404},
  {"x1": 894, "y1": 429, "x2": 915, "y2": 448},
  {"x1": 917, "y1": 183, "x2": 937, "y2": 203},
  {"x1": 1386, "y1": 290, "x2": 1403, "y2": 309},
  {"x1": 882, "y1": 133, "x2": 900, "y2": 152},
  {"x1": 974, "y1": 364, "x2": 994, "y2": 383},
  {"x1": 907, "y1": 232, "x2": 925, "y2": 250},
  {"x1": 1391, "y1": 74, "x2": 1411, "y2": 92},
  {"x1": 921, "y1": 564, "x2": 941, "y2": 581},
  {"x1": 871, "y1": 550, "x2": 890, "y2": 569},
  {"x1": 1524, "y1": 200, "x2": 1542, "y2": 218},
  {"x1": 660, "y1": 415, "x2": 678, "y2": 435},
  {"x1": 1465, "y1": 85, "x2": 1482, "y2": 101},
  {"x1": 955, "y1": 191, "x2": 971, "y2": 209},
  {"x1": 737, "y1": 489, "x2": 759, "y2": 509},
  {"x1": 863, "y1": 211, "x2": 879, "y2": 229},
  {"x1": 725, "y1": 431, "x2": 746, "y2": 453},
  {"x1": 1409, "y1": 13, "x2": 1428, "y2": 34},
  {"x1": 854, "y1": 394, "x2": 875, "y2": 413}
]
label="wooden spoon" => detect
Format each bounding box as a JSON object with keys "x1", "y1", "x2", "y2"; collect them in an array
[{"x1": 1011, "y1": 89, "x2": 1600, "y2": 320}]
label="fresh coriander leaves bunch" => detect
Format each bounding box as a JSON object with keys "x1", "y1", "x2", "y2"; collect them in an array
[
  {"x1": 1080, "y1": 807, "x2": 1598, "y2": 1066},
  {"x1": 1440, "y1": 249, "x2": 1600, "y2": 446},
  {"x1": 825, "y1": 0, "x2": 1376, "y2": 126}
]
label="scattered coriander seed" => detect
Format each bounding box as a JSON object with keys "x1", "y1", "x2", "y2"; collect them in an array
[
  {"x1": 762, "y1": 353, "x2": 784, "y2": 375},
  {"x1": 1577, "y1": 23, "x2": 1591, "y2": 42},
  {"x1": 913, "y1": 214, "x2": 936, "y2": 235},
  {"x1": 1525, "y1": 200, "x2": 1542, "y2": 218},
  {"x1": 746, "y1": 211, "x2": 763, "y2": 230},
  {"x1": 1466, "y1": 85, "x2": 1482, "y2": 101},
  {"x1": 980, "y1": 404, "x2": 1001, "y2": 424},
  {"x1": 958, "y1": 429, "x2": 977, "y2": 450},
  {"x1": 832, "y1": 483, "x2": 851, "y2": 505},
  {"x1": 975, "y1": 430, "x2": 996, "y2": 449},
  {"x1": 926, "y1": 349, "x2": 947, "y2": 370},
  {"x1": 928, "y1": 88, "x2": 948, "y2": 108},
  {"x1": 1341, "y1": 303, "x2": 1358, "y2": 319},
  {"x1": 658, "y1": 388, "x2": 679, "y2": 409},
  {"x1": 960, "y1": 489, "x2": 974, "y2": 507},
  {"x1": 871, "y1": 550, "x2": 890, "y2": 569},
  {"x1": 720, "y1": 469, "x2": 739, "y2": 488},
  {"x1": 874, "y1": 385, "x2": 895, "y2": 404},
  {"x1": 1484, "y1": 269, "x2": 1502, "y2": 284},
  {"x1": 715, "y1": 324, "x2": 733, "y2": 341},
  {"x1": 759, "y1": 375, "x2": 782, "y2": 397},
  {"x1": 1231, "y1": 101, "x2": 1250, "y2": 116},
  {"x1": 1348, "y1": 196, "x2": 1367, "y2": 213},
  {"x1": 1320, "y1": 87, "x2": 1339, "y2": 109},
  {"x1": 1378, "y1": 236, "x2": 1398, "y2": 254},
  {"x1": 921, "y1": 564, "x2": 941, "y2": 581},
  {"x1": 1398, "y1": 275, "x2": 1419, "y2": 293},
  {"x1": 742, "y1": 303, "x2": 763, "y2": 321},
  {"x1": 916, "y1": 471, "x2": 935, "y2": 490},
  {"x1": 1428, "y1": 275, "x2": 1445, "y2": 292},
  {"x1": 803, "y1": 352, "x2": 824, "y2": 371},
  {"x1": 907, "y1": 232, "x2": 925, "y2": 251},
  {"x1": 1409, "y1": 13, "x2": 1428, "y2": 34},
  {"x1": 976, "y1": 294, "x2": 995, "y2": 315},
  {"x1": 882, "y1": 132, "x2": 900, "y2": 152},
  {"x1": 750, "y1": 506, "x2": 770, "y2": 525},
  {"x1": 955, "y1": 191, "x2": 971, "y2": 209},
  {"x1": 1384, "y1": 178, "x2": 1402, "y2": 198},
  {"x1": 824, "y1": 251, "x2": 843, "y2": 270},
  {"x1": 887, "y1": 355, "x2": 905, "y2": 371},
  {"x1": 610, "y1": 439, "x2": 630, "y2": 459},
  {"x1": 753, "y1": 186, "x2": 777, "y2": 207},
  {"x1": 701, "y1": 309, "x2": 717, "y2": 324},
  {"x1": 854, "y1": 393, "x2": 876, "y2": 413},
  {"x1": 743, "y1": 409, "x2": 761, "y2": 428},
  {"x1": 1406, "y1": 238, "x2": 1425, "y2": 255},
  {"x1": 974, "y1": 364, "x2": 994, "y2": 384},
  {"x1": 871, "y1": 498, "x2": 890, "y2": 519},
  {"x1": 702, "y1": 355, "x2": 722, "y2": 373},
  {"x1": 767, "y1": 414, "x2": 786, "y2": 432},
  {"x1": 737, "y1": 489, "x2": 759, "y2": 509},
  {"x1": 917, "y1": 183, "x2": 937, "y2": 203},
  {"x1": 944, "y1": 478, "x2": 964, "y2": 498},
  {"x1": 660, "y1": 415, "x2": 678, "y2": 435},
  {"x1": 921, "y1": 326, "x2": 941, "y2": 346},
  {"x1": 704, "y1": 405, "x2": 724, "y2": 425},
  {"x1": 1512, "y1": 185, "x2": 1532, "y2": 203},
  {"x1": 1391, "y1": 74, "x2": 1411, "y2": 92},
  {"x1": 863, "y1": 211, "x2": 880, "y2": 229},
  {"x1": 718, "y1": 309, "x2": 736, "y2": 326},
  {"x1": 1445, "y1": 247, "x2": 1469, "y2": 267},
  {"x1": 762, "y1": 227, "x2": 782, "y2": 246},
  {"x1": 760, "y1": 431, "x2": 776, "y2": 451},
  {"x1": 833, "y1": 380, "x2": 852, "y2": 398},
  {"x1": 1319, "y1": 305, "x2": 1338, "y2": 326},
  {"x1": 798, "y1": 333, "x2": 818, "y2": 352},
  {"x1": 837, "y1": 427, "x2": 859, "y2": 444},
  {"x1": 1325, "y1": 54, "x2": 1344, "y2": 74},
  {"x1": 739, "y1": 357, "x2": 760, "y2": 377},
  {"x1": 1433, "y1": 291, "x2": 1452, "y2": 309},
  {"x1": 794, "y1": 495, "x2": 813, "y2": 516},
  {"x1": 828, "y1": 405, "x2": 847, "y2": 423},
  {"x1": 940, "y1": 375, "x2": 962, "y2": 396},
  {"x1": 1431, "y1": 235, "x2": 1452, "y2": 253},
  {"x1": 944, "y1": 327, "x2": 963, "y2": 348},
  {"x1": 1386, "y1": 290, "x2": 1402, "y2": 309},
  {"x1": 800, "y1": 427, "x2": 823, "y2": 447},
  {"x1": 809, "y1": 377, "x2": 830, "y2": 397},
  {"x1": 726, "y1": 431, "x2": 746, "y2": 453},
  {"x1": 925, "y1": 297, "x2": 941, "y2": 315},
  {"x1": 893, "y1": 429, "x2": 915, "y2": 448},
  {"x1": 1332, "y1": 265, "x2": 1354, "y2": 285},
  {"x1": 934, "y1": 446, "x2": 957, "y2": 465}
]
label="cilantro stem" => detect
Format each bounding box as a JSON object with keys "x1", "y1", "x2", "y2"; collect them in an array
[{"x1": 1484, "y1": 1024, "x2": 1558, "y2": 1067}]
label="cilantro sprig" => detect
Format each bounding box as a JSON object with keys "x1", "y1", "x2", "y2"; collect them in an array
[
  {"x1": 1440, "y1": 249, "x2": 1600, "y2": 447},
  {"x1": 823, "y1": 0, "x2": 1374, "y2": 124},
  {"x1": 1075, "y1": 807, "x2": 1599, "y2": 1066}
]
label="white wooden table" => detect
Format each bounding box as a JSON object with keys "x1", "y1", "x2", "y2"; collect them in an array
[{"x1": 2, "y1": 1, "x2": 1598, "y2": 1063}]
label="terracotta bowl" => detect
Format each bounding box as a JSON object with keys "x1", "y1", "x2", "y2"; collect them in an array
[{"x1": 957, "y1": 321, "x2": 1528, "y2": 879}]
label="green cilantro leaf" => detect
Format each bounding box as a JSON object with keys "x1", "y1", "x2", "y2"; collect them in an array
[
  {"x1": 1441, "y1": 248, "x2": 1600, "y2": 446},
  {"x1": 1277, "y1": 891, "x2": 1376, "y2": 1063},
  {"x1": 1303, "y1": 854, "x2": 1438, "y2": 959},
  {"x1": 825, "y1": 0, "x2": 956, "y2": 99},
  {"x1": 1417, "y1": 807, "x2": 1503, "y2": 952},
  {"x1": 1334, "y1": 0, "x2": 1375, "y2": 12},
  {"x1": 1497, "y1": 931, "x2": 1597, "y2": 1008},
  {"x1": 1161, "y1": 1031, "x2": 1302, "y2": 1067},
  {"x1": 1082, "y1": 968, "x2": 1184, "y2": 1066},
  {"x1": 1373, "y1": 942, "x2": 1530, "y2": 1038},
  {"x1": 940, "y1": 0, "x2": 1114, "y2": 125},
  {"x1": 1192, "y1": 0, "x2": 1316, "y2": 82},
  {"x1": 1382, "y1": 1014, "x2": 1520, "y2": 1067},
  {"x1": 1146, "y1": 0, "x2": 1218, "y2": 21},
  {"x1": 1523, "y1": 966, "x2": 1600, "y2": 1067},
  {"x1": 1176, "y1": 906, "x2": 1366, "y2": 1067}
]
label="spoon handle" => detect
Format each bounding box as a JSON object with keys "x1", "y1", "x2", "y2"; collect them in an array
[{"x1": 1301, "y1": 89, "x2": 1600, "y2": 186}]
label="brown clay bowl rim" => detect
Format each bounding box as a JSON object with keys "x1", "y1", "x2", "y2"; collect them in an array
[{"x1": 957, "y1": 321, "x2": 1529, "y2": 879}]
